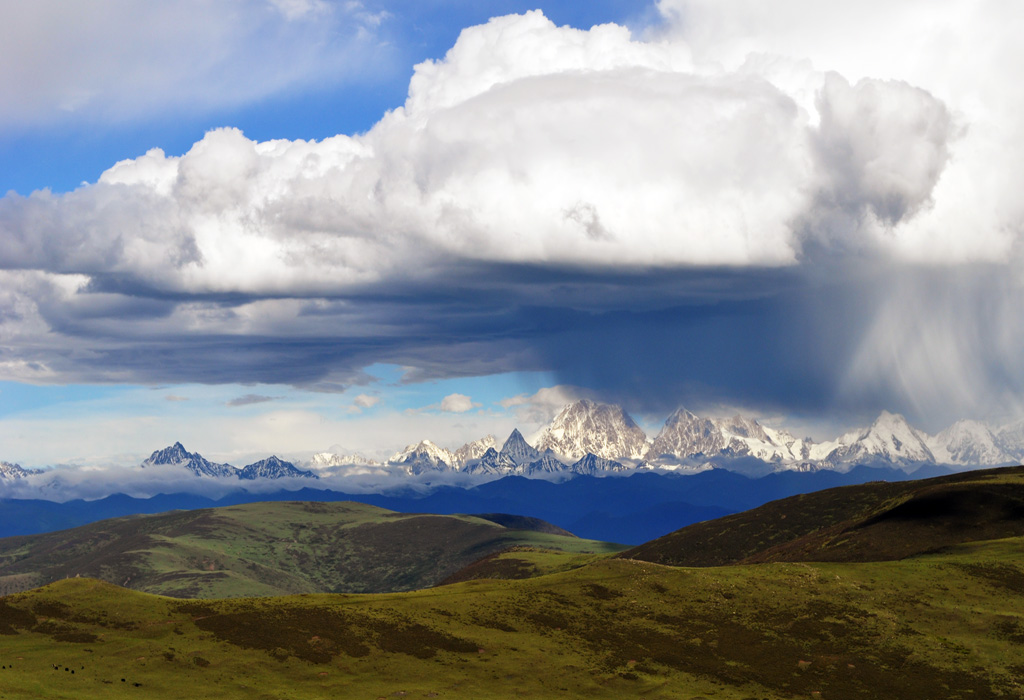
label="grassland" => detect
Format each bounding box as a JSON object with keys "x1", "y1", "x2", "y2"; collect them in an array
[
  {"x1": 3, "y1": 467, "x2": 1024, "y2": 698},
  {"x1": 1, "y1": 535, "x2": 1023, "y2": 699},
  {"x1": 0, "y1": 501, "x2": 624, "y2": 599}
]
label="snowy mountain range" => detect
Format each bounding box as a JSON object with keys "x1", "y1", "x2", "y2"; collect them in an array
[
  {"x1": 141, "y1": 442, "x2": 317, "y2": 480},
  {"x1": 0, "y1": 462, "x2": 43, "y2": 479},
  {"x1": 4, "y1": 401, "x2": 1024, "y2": 483},
  {"x1": 313, "y1": 400, "x2": 1024, "y2": 479}
]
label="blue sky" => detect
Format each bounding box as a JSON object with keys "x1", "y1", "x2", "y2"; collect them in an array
[
  {"x1": 1, "y1": 0, "x2": 1022, "y2": 468},
  {"x1": 1, "y1": 1, "x2": 647, "y2": 196}
]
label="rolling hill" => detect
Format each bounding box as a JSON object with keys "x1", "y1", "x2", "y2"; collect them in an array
[
  {"x1": 622, "y1": 464, "x2": 1024, "y2": 566},
  {"x1": 1, "y1": 537, "x2": 1022, "y2": 699},
  {"x1": 0, "y1": 501, "x2": 623, "y2": 598},
  {"x1": 2, "y1": 466, "x2": 1024, "y2": 698}
]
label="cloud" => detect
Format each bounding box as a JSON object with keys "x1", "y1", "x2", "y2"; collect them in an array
[
  {"x1": 500, "y1": 385, "x2": 587, "y2": 425},
  {"x1": 227, "y1": 394, "x2": 278, "y2": 407},
  {"x1": 346, "y1": 392, "x2": 380, "y2": 414},
  {"x1": 812, "y1": 73, "x2": 953, "y2": 226},
  {"x1": 165, "y1": 395, "x2": 189, "y2": 402},
  {"x1": 655, "y1": 0, "x2": 1023, "y2": 264},
  {"x1": 0, "y1": 10, "x2": 967, "y2": 295},
  {"x1": 353, "y1": 393, "x2": 379, "y2": 408},
  {"x1": 439, "y1": 393, "x2": 479, "y2": 413},
  {"x1": 0, "y1": 7, "x2": 1021, "y2": 432},
  {"x1": 0, "y1": 0, "x2": 394, "y2": 128}
]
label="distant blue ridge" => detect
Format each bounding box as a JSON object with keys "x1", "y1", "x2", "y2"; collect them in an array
[{"x1": 0, "y1": 464, "x2": 947, "y2": 545}]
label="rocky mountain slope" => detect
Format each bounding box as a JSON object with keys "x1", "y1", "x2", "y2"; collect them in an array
[
  {"x1": 535, "y1": 399, "x2": 648, "y2": 460},
  {"x1": 0, "y1": 462, "x2": 42, "y2": 479},
  {"x1": 142, "y1": 443, "x2": 316, "y2": 480}
]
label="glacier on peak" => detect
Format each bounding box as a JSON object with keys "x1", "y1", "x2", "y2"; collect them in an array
[
  {"x1": 387, "y1": 439, "x2": 459, "y2": 474},
  {"x1": 535, "y1": 399, "x2": 648, "y2": 460},
  {"x1": 928, "y1": 419, "x2": 1016, "y2": 466},
  {"x1": 813, "y1": 411, "x2": 935, "y2": 468},
  {"x1": 310, "y1": 452, "x2": 382, "y2": 468}
]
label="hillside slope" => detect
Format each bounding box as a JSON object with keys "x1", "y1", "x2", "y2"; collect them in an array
[
  {"x1": 622, "y1": 465, "x2": 1024, "y2": 566},
  {"x1": 1, "y1": 538, "x2": 1023, "y2": 699},
  {"x1": 0, "y1": 501, "x2": 622, "y2": 598}
]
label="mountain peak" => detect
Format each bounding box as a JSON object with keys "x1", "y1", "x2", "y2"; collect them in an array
[
  {"x1": 818, "y1": 411, "x2": 935, "y2": 467},
  {"x1": 238, "y1": 456, "x2": 317, "y2": 480},
  {"x1": 929, "y1": 419, "x2": 1015, "y2": 466},
  {"x1": 535, "y1": 400, "x2": 647, "y2": 460},
  {"x1": 454, "y1": 435, "x2": 498, "y2": 467},
  {"x1": 142, "y1": 443, "x2": 238, "y2": 478},
  {"x1": 0, "y1": 461, "x2": 42, "y2": 479},
  {"x1": 388, "y1": 440, "x2": 457, "y2": 473},
  {"x1": 500, "y1": 429, "x2": 540, "y2": 466}
]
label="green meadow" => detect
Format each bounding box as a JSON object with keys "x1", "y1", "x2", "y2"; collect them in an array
[
  {"x1": 2, "y1": 538, "x2": 1023, "y2": 699},
  {"x1": 2, "y1": 466, "x2": 1024, "y2": 698}
]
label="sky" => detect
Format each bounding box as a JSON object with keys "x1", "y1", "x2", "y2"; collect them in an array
[{"x1": 1, "y1": 0, "x2": 1022, "y2": 470}]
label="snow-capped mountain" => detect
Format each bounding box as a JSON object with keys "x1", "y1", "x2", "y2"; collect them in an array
[
  {"x1": 570, "y1": 453, "x2": 629, "y2": 475},
  {"x1": 996, "y1": 420, "x2": 1024, "y2": 461},
  {"x1": 524, "y1": 451, "x2": 570, "y2": 475},
  {"x1": 128, "y1": 404, "x2": 1024, "y2": 490},
  {"x1": 811, "y1": 411, "x2": 935, "y2": 467},
  {"x1": 238, "y1": 456, "x2": 317, "y2": 480},
  {"x1": 388, "y1": 440, "x2": 458, "y2": 473},
  {"x1": 499, "y1": 429, "x2": 540, "y2": 467},
  {"x1": 646, "y1": 408, "x2": 721, "y2": 459},
  {"x1": 301, "y1": 405, "x2": 1024, "y2": 483},
  {"x1": 462, "y1": 447, "x2": 516, "y2": 475},
  {"x1": 0, "y1": 462, "x2": 42, "y2": 479},
  {"x1": 454, "y1": 435, "x2": 498, "y2": 466},
  {"x1": 927, "y1": 420, "x2": 1016, "y2": 466},
  {"x1": 310, "y1": 452, "x2": 382, "y2": 468},
  {"x1": 646, "y1": 409, "x2": 808, "y2": 463},
  {"x1": 461, "y1": 431, "x2": 559, "y2": 475},
  {"x1": 142, "y1": 444, "x2": 317, "y2": 480},
  {"x1": 142, "y1": 442, "x2": 238, "y2": 478},
  {"x1": 535, "y1": 400, "x2": 648, "y2": 460}
]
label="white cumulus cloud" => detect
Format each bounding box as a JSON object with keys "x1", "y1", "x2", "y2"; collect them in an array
[
  {"x1": 439, "y1": 393, "x2": 479, "y2": 413},
  {"x1": 0, "y1": 8, "x2": 978, "y2": 302}
]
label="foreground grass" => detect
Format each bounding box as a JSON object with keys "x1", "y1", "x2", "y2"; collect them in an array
[{"x1": 2, "y1": 536, "x2": 1024, "y2": 699}]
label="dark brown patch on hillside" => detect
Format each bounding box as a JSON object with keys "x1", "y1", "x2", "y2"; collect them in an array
[
  {"x1": 436, "y1": 548, "x2": 539, "y2": 585},
  {"x1": 0, "y1": 599, "x2": 36, "y2": 634},
  {"x1": 180, "y1": 602, "x2": 476, "y2": 663},
  {"x1": 470, "y1": 513, "x2": 575, "y2": 537}
]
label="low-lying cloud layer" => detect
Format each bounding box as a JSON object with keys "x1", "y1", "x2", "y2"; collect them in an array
[{"x1": 1, "y1": 4, "x2": 1022, "y2": 429}]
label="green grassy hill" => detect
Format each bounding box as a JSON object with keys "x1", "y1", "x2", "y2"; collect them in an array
[
  {"x1": 0, "y1": 501, "x2": 623, "y2": 598},
  {"x1": 1, "y1": 537, "x2": 1023, "y2": 699},
  {"x1": 3, "y1": 467, "x2": 1024, "y2": 698},
  {"x1": 622, "y1": 465, "x2": 1024, "y2": 566}
]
